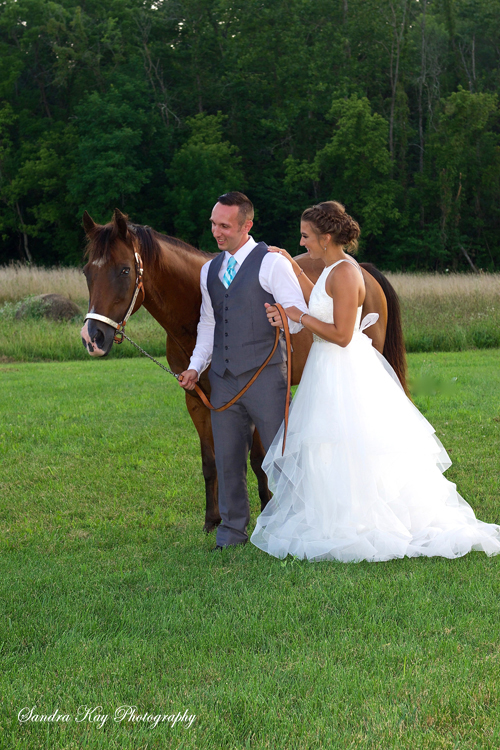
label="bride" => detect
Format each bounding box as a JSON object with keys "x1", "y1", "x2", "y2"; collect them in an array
[{"x1": 250, "y1": 201, "x2": 500, "y2": 562}]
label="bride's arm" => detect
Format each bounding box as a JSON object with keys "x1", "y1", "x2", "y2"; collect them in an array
[
  {"x1": 268, "y1": 246, "x2": 314, "y2": 304},
  {"x1": 284, "y1": 265, "x2": 361, "y2": 347}
]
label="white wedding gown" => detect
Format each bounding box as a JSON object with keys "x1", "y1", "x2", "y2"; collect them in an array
[{"x1": 251, "y1": 260, "x2": 500, "y2": 562}]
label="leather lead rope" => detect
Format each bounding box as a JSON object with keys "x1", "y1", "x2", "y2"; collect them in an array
[{"x1": 193, "y1": 303, "x2": 292, "y2": 456}]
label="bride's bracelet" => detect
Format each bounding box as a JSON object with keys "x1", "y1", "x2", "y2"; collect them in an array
[
  {"x1": 296, "y1": 268, "x2": 305, "y2": 278},
  {"x1": 299, "y1": 312, "x2": 308, "y2": 326}
]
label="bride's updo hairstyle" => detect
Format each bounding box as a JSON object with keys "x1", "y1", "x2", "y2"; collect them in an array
[{"x1": 302, "y1": 201, "x2": 360, "y2": 253}]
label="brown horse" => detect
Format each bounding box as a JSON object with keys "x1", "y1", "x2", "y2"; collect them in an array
[{"x1": 81, "y1": 208, "x2": 407, "y2": 532}]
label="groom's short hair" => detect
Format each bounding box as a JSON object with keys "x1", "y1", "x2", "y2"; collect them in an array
[{"x1": 217, "y1": 192, "x2": 254, "y2": 225}]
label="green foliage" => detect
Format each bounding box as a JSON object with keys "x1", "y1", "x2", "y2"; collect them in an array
[
  {"x1": 286, "y1": 96, "x2": 399, "y2": 248},
  {"x1": 67, "y1": 83, "x2": 154, "y2": 223},
  {"x1": 166, "y1": 113, "x2": 245, "y2": 249},
  {"x1": 429, "y1": 88, "x2": 500, "y2": 263},
  {"x1": 1, "y1": 0, "x2": 500, "y2": 267},
  {"x1": 0, "y1": 103, "x2": 18, "y2": 237}
]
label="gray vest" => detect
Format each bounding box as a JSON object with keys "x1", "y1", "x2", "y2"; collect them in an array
[{"x1": 207, "y1": 242, "x2": 285, "y2": 377}]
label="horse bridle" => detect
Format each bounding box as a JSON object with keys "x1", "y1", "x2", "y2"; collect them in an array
[{"x1": 84, "y1": 249, "x2": 145, "y2": 343}]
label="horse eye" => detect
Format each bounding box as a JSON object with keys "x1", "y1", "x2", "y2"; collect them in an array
[{"x1": 121, "y1": 268, "x2": 130, "y2": 275}]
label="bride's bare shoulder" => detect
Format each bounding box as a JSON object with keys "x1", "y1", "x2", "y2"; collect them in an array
[{"x1": 325, "y1": 260, "x2": 362, "y2": 298}]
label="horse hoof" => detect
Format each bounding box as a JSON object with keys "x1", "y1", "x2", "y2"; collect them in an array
[{"x1": 203, "y1": 519, "x2": 221, "y2": 534}]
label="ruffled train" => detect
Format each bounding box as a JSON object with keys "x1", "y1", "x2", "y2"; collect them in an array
[{"x1": 251, "y1": 331, "x2": 500, "y2": 562}]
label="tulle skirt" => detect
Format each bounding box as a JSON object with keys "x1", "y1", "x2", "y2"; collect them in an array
[{"x1": 251, "y1": 331, "x2": 500, "y2": 562}]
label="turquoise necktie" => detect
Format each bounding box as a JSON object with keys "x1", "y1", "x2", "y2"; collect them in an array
[{"x1": 222, "y1": 256, "x2": 237, "y2": 289}]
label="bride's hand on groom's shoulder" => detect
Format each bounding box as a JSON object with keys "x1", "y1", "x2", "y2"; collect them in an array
[{"x1": 268, "y1": 246, "x2": 293, "y2": 264}]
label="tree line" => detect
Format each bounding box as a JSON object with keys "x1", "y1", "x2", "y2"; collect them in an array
[{"x1": 1, "y1": 0, "x2": 500, "y2": 270}]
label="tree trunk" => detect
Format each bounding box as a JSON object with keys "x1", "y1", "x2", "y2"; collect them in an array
[
  {"x1": 459, "y1": 244, "x2": 479, "y2": 273},
  {"x1": 16, "y1": 202, "x2": 32, "y2": 263},
  {"x1": 417, "y1": 0, "x2": 427, "y2": 228},
  {"x1": 388, "y1": 0, "x2": 409, "y2": 164}
]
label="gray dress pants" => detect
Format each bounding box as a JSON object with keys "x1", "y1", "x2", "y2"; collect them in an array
[{"x1": 208, "y1": 362, "x2": 288, "y2": 546}]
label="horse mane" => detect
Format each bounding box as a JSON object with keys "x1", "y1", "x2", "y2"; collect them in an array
[{"x1": 85, "y1": 221, "x2": 211, "y2": 265}]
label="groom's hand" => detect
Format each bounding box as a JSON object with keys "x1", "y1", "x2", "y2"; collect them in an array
[
  {"x1": 265, "y1": 302, "x2": 283, "y2": 328},
  {"x1": 178, "y1": 369, "x2": 199, "y2": 390}
]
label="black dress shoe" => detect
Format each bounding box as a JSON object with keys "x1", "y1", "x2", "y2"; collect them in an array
[{"x1": 211, "y1": 540, "x2": 248, "y2": 552}]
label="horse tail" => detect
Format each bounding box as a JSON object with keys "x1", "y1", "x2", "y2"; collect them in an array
[{"x1": 360, "y1": 262, "x2": 409, "y2": 397}]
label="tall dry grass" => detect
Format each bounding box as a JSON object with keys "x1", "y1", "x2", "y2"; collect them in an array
[
  {"x1": 1, "y1": 263, "x2": 499, "y2": 305},
  {"x1": 1, "y1": 265, "x2": 500, "y2": 359},
  {"x1": 386, "y1": 271, "x2": 500, "y2": 299},
  {"x1": 0, "y1": 262, "x2": 87, "y2": 305}
]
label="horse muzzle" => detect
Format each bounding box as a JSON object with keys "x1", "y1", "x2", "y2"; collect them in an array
[{"x1": 80, "y1": 317, "x2": 116, "y2": 357}]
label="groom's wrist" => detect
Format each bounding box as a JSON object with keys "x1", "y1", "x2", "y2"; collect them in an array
[{"x1": 187, "y1": 360, "x2": 203, "y2": 377}]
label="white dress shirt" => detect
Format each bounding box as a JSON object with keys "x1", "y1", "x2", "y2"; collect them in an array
[{"x1": 189, "y1": 236, "x2": 308, "y2": 375}]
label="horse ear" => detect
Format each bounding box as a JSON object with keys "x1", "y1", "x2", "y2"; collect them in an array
[
  {"x1": 82, "y1": 211, "x2": 96, "y2": 236},
  {"x1": 113, "y1": 208, "x2": 129, "y2": 240}
]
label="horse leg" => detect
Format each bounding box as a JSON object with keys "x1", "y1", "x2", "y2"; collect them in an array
[
  {"x1": 250, "y1": 430, "x2": 272, "y2": 512},
  {"x1": 185, "y1": 392, "x2": 221, "y2": 533}
]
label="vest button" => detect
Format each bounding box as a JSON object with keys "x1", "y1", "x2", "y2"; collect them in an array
[
  {"x1": 225, "y1": 359, "x2": 229, "y2": 363},
  {"x1": 225, "y1": 306, "x2": 228, "y2": 311},
  {"x1": 225, "y1": 346, "x2": 228, "y2": 350},
  {"x1": 225, "y1": 319, "x2": 228, "y2": 323},
  {"x1": 225, "y1": 332, "x2": 228, "y2": 336},
  {"x1": 225, "y1": 294, "x2": 229, "y2": 298}
]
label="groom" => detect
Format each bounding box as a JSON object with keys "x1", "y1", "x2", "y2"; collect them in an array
[{"x1": 179, "y1": 192, "x2": 307, "y2": 549}]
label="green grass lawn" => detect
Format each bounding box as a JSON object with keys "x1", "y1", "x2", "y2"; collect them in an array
[{"x1": 1, "y1": 352, "x2": 499, "y2": 749}]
